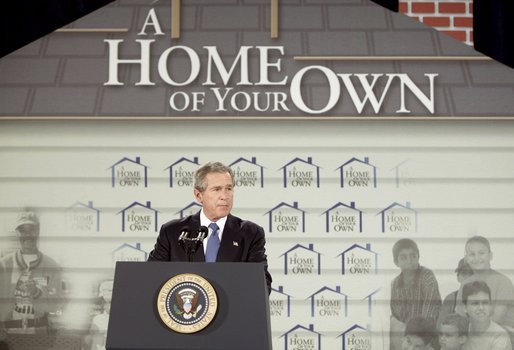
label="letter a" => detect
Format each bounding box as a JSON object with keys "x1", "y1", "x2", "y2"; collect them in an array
[{"x1": 138, "y1": 8, "x2": 164, "y2": 36}]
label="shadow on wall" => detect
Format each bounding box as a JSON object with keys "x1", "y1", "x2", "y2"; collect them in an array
[
  {"x1": 372, "y1": 0, "x2": 513, "y2": 69},
  {"x1": 473, "y1": 0, "x2": 514, "y2": 68},
  {"x1": 1, "y1": 0, "x2": 512, "y2": 69},
  {"x1": 371, "y1": 0, "x2": 399, "y2": 12},
  {"x1": 0, "y1": 0, "x2": 114, "y2": 57}
]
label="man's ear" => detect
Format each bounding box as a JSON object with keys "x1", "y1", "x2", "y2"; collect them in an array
[{"x1": 194, "y1": 188, "x2": 203, "y2": 203}]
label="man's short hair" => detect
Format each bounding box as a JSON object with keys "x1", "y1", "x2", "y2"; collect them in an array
[
  {"x1": 465, "y1": 235, "x2": 491, "y2": 252},
  {"x1": 405, "y1": 317, "x2": 436, "y2": 345},
  {"x1": 194, "y1": 161, "x2": 234, "y2": 192},
  {"x1": 439, "y1": 313, "x2": 469, "y2": 337},
  {"x1": 462, "y1": 280, "x2": 491, "y2": 305},
  {"x1": 392, "y1": 238, "x2": 419, "y2": 264}
]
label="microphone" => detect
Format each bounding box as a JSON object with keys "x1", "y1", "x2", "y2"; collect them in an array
[
  {"x1": 178, "y1": 229, "x2": 190, "y2": 241},
  {"x1": 197, "y1": 226, "x2": 209, "y2": 242},
  {"x1": 178, "y1": 228, "x2": 190, "y2": 251}
]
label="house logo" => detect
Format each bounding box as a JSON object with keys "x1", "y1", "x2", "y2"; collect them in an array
[
  {"x1": 229, "y1": 157, "x2": 264, "y2": 188},
  {"x1": 270, "y1": 286, "x2": 292, "y2": 318},
  {"x1": 282, "y1": 244, "x2": 321, "y2": 275},
  {"x1": 281, "y1": 157, "x2": 320, "y2": 188},
  {"x1": 308, "y1": 286, "x2": 348, "y2": 318},
  {"x1": 166, "y1": 157, "x2": 199, "y2": 188},
  {"x1": 267, "y1": 201, "x2": 305, "y2": 233},
  {"x1": 178, "y1": 202, "x2": 202, "y2": 219},
  {"x1": 120, "y1": 201, "x2": 158, "y2": 232},
  {"x1": 112, "y1": 242, "x2": 148, "y2": 263},
  {"x1": 378, "y1": 202, "x2": 417, "y2": 233},
  {"x1": 338, "y1": 243, "x2": 378, "y2": 275},
  {"x1": 391, "y1": 159, "x2": 412, "y2": 188},
  {"x1": 363, "y1": 289, "x2": 381, "y2": 317},
  {"x1": 110, "y1": 156, "x2": 148, "y2": 188},
  {"x1": 323, "y1": 202, "x2": 363, "y2": 233},
  {"x1": 66, "y1": 201, "x2": 100, "y2": 232},
  {"x1": 282, "y1": 324, "x2": 321, "y2": 350},
  {"x1": 338, "y1": 157, "x2": 377, "y2": 188},
  {"x1": 338, "y1": 324, "x2": 371, "y2": 350}
]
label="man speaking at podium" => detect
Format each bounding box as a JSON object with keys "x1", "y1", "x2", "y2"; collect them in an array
[{"x1": 148, "y1": 161, "x2": 272, "y2": 293}]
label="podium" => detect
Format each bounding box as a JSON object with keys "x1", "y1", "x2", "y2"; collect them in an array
[{"x1": 106, "y1": 261, "x2": 272, "y2": 350}]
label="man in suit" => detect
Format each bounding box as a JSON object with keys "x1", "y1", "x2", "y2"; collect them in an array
[{"x1": 148, "y1": 161, "x2": 272, "y2": 293}]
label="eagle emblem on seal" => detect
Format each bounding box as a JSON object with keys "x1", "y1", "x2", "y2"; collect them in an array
[{"x1": 173, "y1": 288, "x2": 203, "y2": 320}]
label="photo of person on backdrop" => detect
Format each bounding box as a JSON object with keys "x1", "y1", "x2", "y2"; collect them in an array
[
  {"x1": 438, "y1": 313, "x2": 468, "y2": 350},
  {"x1": 455, "y1": 236, "x2": 514, "y2": 345},
  {"x1": 0, "y1": 210, "x2": 66, "y2": 335},
  {"x1": 401, "y1": 317, "x2": 437, "y2": 350},
  {"x1": 462, "y1": 281, "x2": 512, "y2": 350},
  {"x1": 438, "y1": 259, "x2": 474, "y2": 326},
  {"x1": 147, "y1": 161, "x2": 272, "y2": 293},
  {"x1": 390, "y1": 238, "x2": 442, "y2": 350},
  {"x1": 84, "y1": 280, "x2": 113, "y2": 350}
]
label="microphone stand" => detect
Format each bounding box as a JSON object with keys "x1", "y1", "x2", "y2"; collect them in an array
[{"x1": 178, "y1": 227, "x2": 208, "y2": 262}]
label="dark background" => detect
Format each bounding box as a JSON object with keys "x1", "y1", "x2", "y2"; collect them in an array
[
  {"x1": 0, "y1": 0, "x2": 513, "y2": 68},
  {"x1": 1, "y1": 0, "x2": 114, "y2": 57}
]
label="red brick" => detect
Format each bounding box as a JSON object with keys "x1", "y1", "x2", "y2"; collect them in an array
[
  {"x1": 412, "y1": 2, "x2": 435, "y2": 13},
  {"x1": 469, "y1": 3, "x2": 473, "y2": 14},
  {"x1": 454, "y1": 17, "x2": 473, "y2": 28},
  {"x1": 423, "y1": 16, "x2": 451, "y2": 27},
  {"x1": 442, "y1": 30, "x2": 467, "y2": 42},
  {"x1": 399, "y1": 2, "x2": 409, "y2": 13},
  {"x1": 470, "y1": 30, "x2": 474, "y2": 42},
  {"x1": 439, "y1": 3, "x2": 467, "y2": 14}
]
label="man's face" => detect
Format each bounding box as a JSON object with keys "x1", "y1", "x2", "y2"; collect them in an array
[
  {"x1": 465, "y1": 241, "x2": 492, "y2": 271},
  {"x1": 465, "y1": 291, "x2": 492, "y2": 324},
  {"x1": 194, "y1": 172, "x2": 234, "y2": 222},
  {"x1": 396, "y1": 248, "x2": 420, "y2": 271},
  {"x1": 402, "y1": 335, "x2": 429, "y2": 350},
  {"x1": 16, "y1": 224, "x2": 39, "y2": 254},
  {"x1": 439, "y1": 324, "x2": 465, "y2": 350}
]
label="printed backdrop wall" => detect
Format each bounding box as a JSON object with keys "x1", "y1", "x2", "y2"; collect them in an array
[{"x1": 1, "y1": 120, "x2": 513, "y2": 350}]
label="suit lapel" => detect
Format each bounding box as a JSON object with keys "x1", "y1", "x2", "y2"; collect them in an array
[{"x1": 217, "y1": 214, "x2": 241, "y2": 262}]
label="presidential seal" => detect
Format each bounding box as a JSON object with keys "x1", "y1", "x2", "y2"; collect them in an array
[{"x1": 156, "y1": 273, "x2": 217, "y2": 333}]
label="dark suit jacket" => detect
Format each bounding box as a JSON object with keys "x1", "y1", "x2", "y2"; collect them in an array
[{"x1": 148, "y1": 212, "x2": 272, "y2": 293}]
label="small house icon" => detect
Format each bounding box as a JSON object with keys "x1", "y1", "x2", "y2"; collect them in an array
[
  {"x1": 391, "y1": 158, "x2": 411, "y2": 188},
  {"x1": 270, "y1": 286, "x2": 292, "y2": 317},
  {"x1": 229, "y1": 157, "x2": 265, "y2": 188},
  {"x1": 177, "y1": 201, "x2": 202, "y2": 219},
  {"x1": 363, "y1": 289, "x2": 381, "y2": 317},
  {"x1": 281, "y1": 243, "x2": 321, "y2": 275},
  {"x1": 112, "y1": 242, "x2": 148, "y2": 263},
  {"x1": 338, "y1": 324, "x2": 370, "y2": 350},
  {"x1": 377, "y1": 201, "x2": 417, "y2": 233},
  {"x1": 119, "y1": 201, "x2": 158, "y2": 232},
  {"x1": 280, "y1": 157, "x2": 320, "y2": 188},
  {"x1": 337, "y1": 157, "x2": 377, "y2": 188},
  {"x1": 322, "y1": 201, "x2": 363, "y2": 233},
  {"x1": 67, "y1": 201, "x2": 101, "y2": 232},
  {"x1": 165, "y1": 157, "x2": 199, "y2": 187},
  {"x1": 307, "y1": 286, "x2": 349, "y2": 317},
  {"x1": 265, "y1": 201, "x2": 306, "y2": 233},
  {"x1": 338, "y1": 243, "x2": 378, "y2": 275},
  {"x1": 110, "y1": 156, "x2": 149, "y2": 187},
  {"x1": 281, "y1": 324, "x2": 321, "y2": 350}
]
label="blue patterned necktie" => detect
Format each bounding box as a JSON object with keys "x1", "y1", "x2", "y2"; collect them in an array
[{"x1": 205, "y1": 222, "x2": 220, "y2": 262}]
